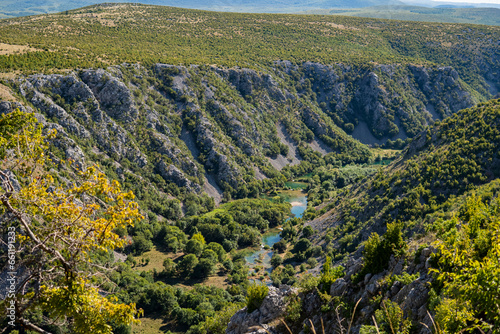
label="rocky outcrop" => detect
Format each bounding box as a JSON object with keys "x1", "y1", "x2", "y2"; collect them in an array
[
  {"x1": 80, "y1": 69, "x2": 139, "y2": 122},
  {"x1": 409, "y1": 65, "x2": 473, "y2": 118},
  {"x1": 0, "y1": 101, "x2": 32, "y2": 115},
  {"x1": 156, "y1": 160, "x2": 201, "y2": 193},
  {"x1": 352, "y1": 72, "x2": 399, "y2": 137},
  {"x1": 275, "y1": 61, "x2": 476, "y2": 141},
  {"x1": 217, "y1": 67, "x2": 286, "y2": 102},
  {"x1": 6, "y1": 60, "x2": 487, "y2": 197},
  {"x1": 226, "y1": 285, "x2": 297, "y2": 334},
  {"x1": 234, "y1": 247, "x2": 437, "y2": 334},
  {"x1": 206, "y1": 100, "x2": 255, "y2": 156},
  {"x1": 18, "y1": 72, "x2": 148, "y2": 167}
]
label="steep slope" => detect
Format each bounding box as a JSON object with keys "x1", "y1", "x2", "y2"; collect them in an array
[
  {"x1": 310, "y1": 98, "x2": 500, "y2": 255},
  {"x1": 4, "y1": 63, "x2": 373, "y2": 203},
  {"x1": 225, "y1": 100, "x2": 500, "y2": 334},
  {"x1": 2, "y1": 59, "x2": 490, "y2": 208},
  {"x1": 0, "y1": 4, "x2": 497, "y2": 143}
]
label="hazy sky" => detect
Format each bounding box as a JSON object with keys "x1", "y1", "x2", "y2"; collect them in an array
[{"x1": 435, "y1": 0, "x2": 500, "y2": 3}]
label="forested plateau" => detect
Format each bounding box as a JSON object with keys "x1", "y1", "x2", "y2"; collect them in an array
[{"x1": 0, "y1": 3, "x2": 499, "y2": 334}]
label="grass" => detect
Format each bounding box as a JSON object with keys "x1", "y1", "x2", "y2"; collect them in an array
[
  {"x1": 133, "y1": 246, "x2": 182, "y2": 273},
  {"x1": 131, "y1": 316, "x2": 168, "y2": 334},
  {"x1": 133, "y1": 246, "x2": 229, "y2": 289},
  {"x1": 0, "y1": 82, "x2": 15, "y2": 101},
  {"x1": 369, "y1": 148, "x2": 400, "y2": 159},
  {"x1": 0, "y1": 2, "x2": 497, "y2": 98}
]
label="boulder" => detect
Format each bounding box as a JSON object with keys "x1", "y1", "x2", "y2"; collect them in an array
[{"x1": 226, "y1": 285, "x2": 297, "y2": 334}]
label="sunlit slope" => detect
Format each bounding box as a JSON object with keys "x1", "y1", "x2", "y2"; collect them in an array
[
  {"x1": 0, "y1": 3, "x2": 498, "y2": 96},
  {"x1": 312, "y1": 98, "x2": 500, "y2": 254}
]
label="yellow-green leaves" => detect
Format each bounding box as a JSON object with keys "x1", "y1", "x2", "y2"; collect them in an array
[
  {"x1": 40, "y1": 279, "x2": 140, "y2": 334},
  {"x1": 432, "y1": 194, "x2": 500, "y2": 333},
  {"x1": 0, "y1": 109, "x2": 142, "y2": 332}
]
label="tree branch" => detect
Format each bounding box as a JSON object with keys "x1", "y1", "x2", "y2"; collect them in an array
[{"x1": 19, "y1": 318, "x2": 53, "y2": 334}]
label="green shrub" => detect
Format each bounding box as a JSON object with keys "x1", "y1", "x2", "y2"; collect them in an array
[
  {"x1": 284, "y1": 294, "x2": 302, "y2": 323},
  {"x1": 131, "y1": 235, "x2": 153, "y2": 255},
  {"x1": 270, "y1": 254, "x2": 283, "y2": 267},
  {"x1": 432, "y1": 195, "x2": 500, "y2": 333},
  {"x1": 319, "y1": 257, "x2": 345, "y2": 293},
  {"x1": 375, "y1": 300, "x2": 411, "y2": 334},
  {"x1": 202, "y1": 303, "x2": 245, "y2": 334},
  {"x1": 354, "y1": 222, "x2": 407, "y2": 283},
  {"x1": 246, "y1": 283, "x2": 269, "y2": 313},
  {"x1": 386, "y1": 272, "x2": 418, "y2": 288},
  {"x1": 298, "y1": 274, "x2": 320, "y2": 293}
]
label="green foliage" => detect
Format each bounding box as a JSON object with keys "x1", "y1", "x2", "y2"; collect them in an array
[
  {"x1": 385, "y1": 272, "x2": 418, "y2": 288},
  {"x1": 302, "y1": 225, "x2": 314, "y2": 238},
  {"x1": 0, "y1": 109, "x2": 141, "y2": 332},
  {"x1": 162, "y1": 258, "x2": 177, "y2": 278},
  {"x1": 293, "y1": 238, "x2": 312, "y2": 254},
  {"x1": 192, "y1": 258, "x2": 217, "y2": 279},
  {"x1": 318, "y1": 257, "x2": 345, "y2": 293},
  {"x1": 376, "y1": 300, "x2": 412, "y2": 334},
  {"x1": 361, "y1": 300, "x2": 411, "y2": 334},
  {"x1": 327, "y1": 99, "x2": 500, "y2": 251},
  {"x1": 131, "y1": 235, "x2": 153, "y2": 255},
  {"x1": 431, "y1": 194, "x2": 500, "y2": 333},
  {"x1": 270, "y1": 254, "x2": 283, "y2": 267},
  {"x1": 354, "y1": 222, "x2": 407, "y2": 282},
  {"x1": 185, "y1": 239, "x2": 204, "y2": 257},
  {"x1": 201, "y1": 302, "x2": 245, "y2": 334},
  {"x1": 179, "y1": 254, "x2": 199, "y2": 276},
  {"x1": 1, "y1": 2, "x2": 497, "y2": 80},
  {"x1": 284, "y1": 294, "x2": 302, "y2": 323},
  {"x1": 271, "y1": 264, "x2": 298, "y2": 286},
  {"x1": 246, "y1": 284, "x2": 269, "y2": 313},
  {"x1": 273, "y1": 239, "x2": 288, "y2": 253}
]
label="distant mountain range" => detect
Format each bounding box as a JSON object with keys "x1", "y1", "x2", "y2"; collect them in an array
[
  {"x1": 301, "y1": 5, "x2": 500, "y2": 25},
  {"x1": 1, "y1": 0, "x2": 500, "y2": 23},
  {"x1": 0, "y1": 0, "x2": 404, "y2": 18}
]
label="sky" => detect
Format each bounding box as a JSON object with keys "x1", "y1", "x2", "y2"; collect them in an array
[{"x1": 431, "y1": 0, "x2": 500, "y2": 3}]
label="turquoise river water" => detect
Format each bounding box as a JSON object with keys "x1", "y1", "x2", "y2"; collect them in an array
[{"x1": 245, "y1": 190, "x2": 307, "y2": 284}]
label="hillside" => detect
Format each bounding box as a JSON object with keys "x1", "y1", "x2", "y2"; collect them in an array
[
  {"x1": 230, "y1": 100, "x2": 500, "y2": 334},
  {"x1": 1, "y1": 58, "x2": 493, "y2": 208},
  {"x1": 0, "y1": 0, "x2": 406, "y2": 18},
  {"x1": 309, "y1": 98, "x2": 500, "y2": 257},
  {"x1": 302, "y1": 5, "x2": 500, "y2": 26},
  {"x1": 0, "y1": 4, "x2": 497, "y2": 154},
  {"x1": 0, "y1": 4, "x2": 499, "y2": 334},
  {"x1": 0, "y1": 4, "x2": 498, "y2": 94}
]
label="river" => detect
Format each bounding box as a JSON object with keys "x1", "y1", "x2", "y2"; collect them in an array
[{"x1": 245, "y1": 188, "x2": 307, "y2": 284}]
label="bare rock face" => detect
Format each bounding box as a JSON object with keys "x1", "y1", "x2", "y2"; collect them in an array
[
  {"x1": 5, "y1": 60, "x2": 486, "y2": 200},
  {"x1": 226, "y1": 285, "x2": 297, "y2": 334},
  {"x1": 409, "y1": 65, "x2": 473, "y2": 117},
  {"x1": 156, "y1": 160, "x2": 201, "y2": 193},
  {"x1": 217, "y1": 67, "x2": 286, "y2": 102},
  {"x1": 0, "y1": 101, "x2": 32, "y2": 115},
  {"x1": 80, "y1": 69, "x2": 139, "y2": 122},
  {"x1": 17, "y1": 72, "x2": 148, "y2": 168}
]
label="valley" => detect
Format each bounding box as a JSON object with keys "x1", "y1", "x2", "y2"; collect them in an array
[{"x1": 0, "y1": 3, "x2": 499, "y2": 334}]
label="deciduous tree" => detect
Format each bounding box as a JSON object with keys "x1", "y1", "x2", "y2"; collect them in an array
[{"x1": 0, "y1": 110, "x2": 142, "y2": 333}]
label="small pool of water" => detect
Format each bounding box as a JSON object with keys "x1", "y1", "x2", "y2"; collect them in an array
[{"x1": 245, "y1": 190, "x2": 307, "y2": 284}]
